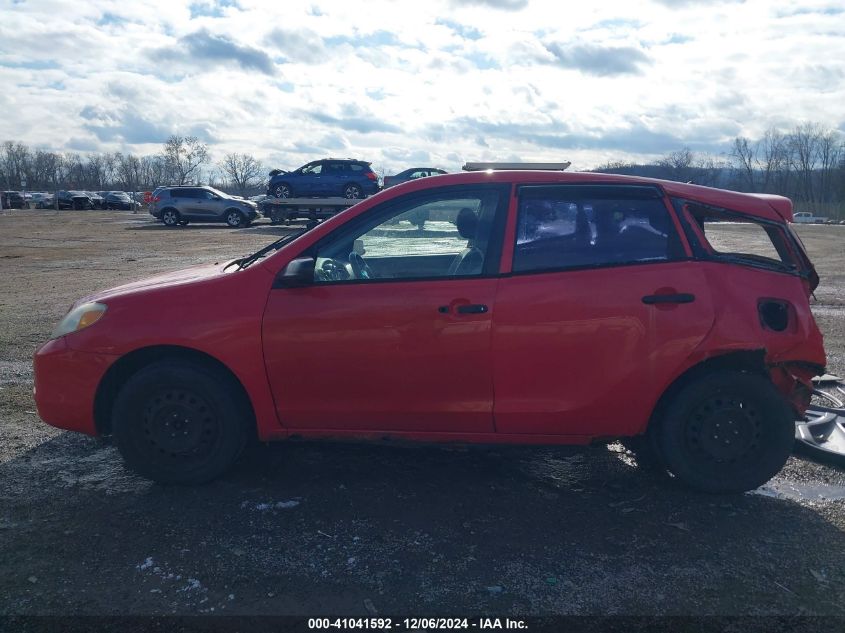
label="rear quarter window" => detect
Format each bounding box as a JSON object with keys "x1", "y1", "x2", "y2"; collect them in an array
[{"x1": 674, "y1": 200, "x2": 800, "y2": 273}]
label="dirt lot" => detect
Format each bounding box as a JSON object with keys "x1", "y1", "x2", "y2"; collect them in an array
[{"x1": 1, "y1": 209, "x2": 845, "y2": 617}]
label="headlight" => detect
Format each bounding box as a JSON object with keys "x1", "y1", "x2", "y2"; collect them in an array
[{"x1": 51, "y1": 302, "x2": 107, "y2": 339}]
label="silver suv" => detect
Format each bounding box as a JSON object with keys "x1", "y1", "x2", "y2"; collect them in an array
[{"x1": 149, "y1": 186, "x2": 259, "y2": 228}]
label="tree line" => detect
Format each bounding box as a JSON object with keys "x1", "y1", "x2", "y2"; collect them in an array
[
  {"x1": 0, "y1": 135, "x2": 266, "y2": 197},
  {"x1": 594, "y1": 122, "x2": 845, "y2": 219},
  {"x1": 3, "y1": 123, "x2": 844, "y2": 217}
]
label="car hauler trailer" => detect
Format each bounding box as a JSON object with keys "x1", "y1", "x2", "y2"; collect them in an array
[{"x1": 259, "y1": 197, "x2": 359, "y2": 224}]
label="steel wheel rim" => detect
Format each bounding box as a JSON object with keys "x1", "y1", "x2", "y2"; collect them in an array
[
  {"x1": 345, "y1": 186, "x2": 360, "y2": 199},
  {"x1": 141, "y1": 388, "x2": 221, "y2": 463},
  {"x1": 163, "y1": 211, "x2": 177, "y2": 225},
  {"x1": 227, "y1": 212, "x2": 241, "y2": 226},
  {"x1": 686, "y1": 394, "x2": 762, "y2": 463}
]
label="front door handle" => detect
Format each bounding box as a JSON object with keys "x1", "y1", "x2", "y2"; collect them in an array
[
  {"x1": 456, "y1": 304, "x2": 489, "y2": 314},
  {"x1": 642, "y1": 293, "x2": 695, "y2": 305}
]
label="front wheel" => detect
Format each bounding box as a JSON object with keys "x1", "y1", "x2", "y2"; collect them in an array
[
  {"x1": 225, "y1": 210, "x2": 246, "y2": 228},
  {"x1": 112, "y1": 361, "x2": 250, "y2": 484},
  {"x1": 656, "y1": 371, "x2": 794, "y2": 493},
  {"x1": 274, "y1": 184, "x2": 292, "y2": 199}
]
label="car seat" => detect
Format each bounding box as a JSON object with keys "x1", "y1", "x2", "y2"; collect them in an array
[{"x1": 448, "y1": 208, "x2": 484, "y2": 275}]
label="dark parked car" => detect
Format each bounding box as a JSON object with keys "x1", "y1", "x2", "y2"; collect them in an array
[
  {"x1": 2, "y1": 191, "x2": 26, "y2": 209},
  {"x1": 383, "y1": 167, "x2": 447, "y2": 188},
  {"x1": 101, "y1": 191, "x2": 135, "y2": 210},
  {"x1": 84, "y1": 192, "x2": 105, "y2": 209},
  {"x1": 149, "y1": 185, "x2": 259, "y2": 228},
  {"x1": 267, "y1": 159, "x2": 379, "y2": 199},
  {"x1": 55, "y1": 191, "x2": 93, "y2": 210}
]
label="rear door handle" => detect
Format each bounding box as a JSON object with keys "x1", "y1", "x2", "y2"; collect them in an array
[
  {"x1": 642, "y1": 293, "x2": 695, "y2": 305},
  {"x1": 456, "y1": 304, "x2": 489, "y2": 314},
  {"x1": 439, "y1": 304, "x2": 489, "y2": 314}
]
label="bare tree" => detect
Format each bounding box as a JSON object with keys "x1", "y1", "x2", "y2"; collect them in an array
[
  {"x1": 817, "y1": 129, "x2": 843, "y2": 204},
  {"x1": 760, "y1": 128, "x2": 790, "y2": 194},
  {"x1": 658, "y1": 147, "x2": 694, "y2": 183},
  {"x1": 789, "y1": 122, "x2": 823, "y2": 205},
  {"x1": 140, "y1": 154, "x2": 167, "y2": 189},
  {"x1": 730, "y1": 137, "x2": 757, "y2": 190},
  {"x1": 693, "y1": 154, "x2": 727, "y2": 187},
  {"x1": 116, "y1": 153, "x2": 142, "y2": 193},
  {"x1": 162, "y1": 135, "x2": 210, "y2": 185},
  {"x1": 219, "y1": 152, "x2": 263, "y2": 196},
  {"x1": 1, "y1": 141, "x2": 29, "y2": 190}
]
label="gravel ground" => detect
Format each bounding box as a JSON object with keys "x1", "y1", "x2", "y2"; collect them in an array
[{"x1": 1, "y1": 209, "x2": 844, "y2": 617}]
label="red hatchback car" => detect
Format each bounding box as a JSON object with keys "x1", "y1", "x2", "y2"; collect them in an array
[{"x1": 34, "y1": 171, "x2": 825, "y2": 492}]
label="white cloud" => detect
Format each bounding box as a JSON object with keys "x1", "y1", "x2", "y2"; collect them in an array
[{"x1": 0, "y1": 0, "x2": 843, "y2": 173}]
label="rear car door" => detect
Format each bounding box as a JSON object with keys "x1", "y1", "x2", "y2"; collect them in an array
[
  {"x1": 492, "y1": 184, "x2": 716, "y2": 438},
  {"x1": 173, "y1": 188, "x2": 204, "y2": 218},
  {"x1": 262, "y1": 184, "x2": 510, "y2": 433},
  {"x1": 321, "y1": 161, "x2": 346, "y2": 196}
]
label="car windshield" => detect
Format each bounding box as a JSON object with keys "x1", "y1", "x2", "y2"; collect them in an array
[{"x1": 205, "y1": 187, "x2": 230, "y2": 198}]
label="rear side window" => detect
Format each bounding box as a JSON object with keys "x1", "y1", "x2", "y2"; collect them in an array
[
  {"x1": 513, "y1": 185, "x2": 684, "y2": 273},
  {"x1": 170, "y1": 189, "x2": 191, "y2": 199},
  {"x1": 349, "y1": 164, "x2": 365, "y2": 172},
  {"x1": 674, "y1": 200, "x2": 800, "y2": 274}
]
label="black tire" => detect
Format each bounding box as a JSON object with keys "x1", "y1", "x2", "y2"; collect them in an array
[
  {"x1": 273, "y1": 183, "x2": 292, "y2": 199},
  {"x1": 225, "y1": 209, "x2": 246, "y2": 228},
  {"x1": 620, "y1": 433, "x2": 665, "y2": 472},
  {"x1": 161, "y1": 208, "x2": 180, "y2": 227},
  {"x1": 344, "y1": 183, "x2": 362, "y2": 199},
  {"x1": 656, "y1": 371, "x2": 794, "y2": 493},
  {"x1": 112, "y1": 361, "x2": 250, "y2": 484}
]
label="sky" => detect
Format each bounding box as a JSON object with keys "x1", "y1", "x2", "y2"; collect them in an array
[{"x1": 0, "y1": 0, "x2": 843, "y2": 174}]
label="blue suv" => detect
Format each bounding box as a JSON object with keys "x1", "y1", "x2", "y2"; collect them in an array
[{"x1": 267, "y1": 158, "x2": 380, "y2": 199}]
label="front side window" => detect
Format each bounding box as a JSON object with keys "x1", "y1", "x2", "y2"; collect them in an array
[
  {"x1": 513, "y1": 185, "x2": 684, "y2": 273},
  {"x1": 301, "y1": 163, "x2": 322, "y2": 175},
  {"x1": 311, "y1": 188, "x2": 504, "y2": 282}
]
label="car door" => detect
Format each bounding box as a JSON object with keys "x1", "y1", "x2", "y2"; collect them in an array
[
  {"x1": 262, "y1": 184, "x2": 510, "y2": 433},
  {"x1": 175, "y1": 188, "x2": 205, "y2": 218},
  {"x1": 491, "y1": 184, "x2": 716, "y2": 438},
  {"x1": 296, "y1": 162, "x2": 322, "y2": 196},
  {"x1": 322, "y1": 161, "x2": 346, "y2": 196},
  {"x1": 204, "y1": 190, "x2": 228, "y2": 219}
]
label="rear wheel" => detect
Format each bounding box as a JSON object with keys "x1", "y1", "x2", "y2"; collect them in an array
[
  {"x1": 656, "y1": 371, "x2": 794, "y2": 493},
  {"x1": 112, "y1": 361, "x2": 250, "y2": 484},
  {"x1": 161, "y1": 208, "x2": 180, "y2": 227},
  {"x1": 344, "y1": 183, "x2": 362, "y2": 199}
]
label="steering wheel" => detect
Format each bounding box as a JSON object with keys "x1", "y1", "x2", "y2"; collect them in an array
[
  {"x1": 348, "y1": 251, "x2": 373, "y2": 280},
  {"x1": 316, "y1": 258, "x2": 349, "y2": 282}
]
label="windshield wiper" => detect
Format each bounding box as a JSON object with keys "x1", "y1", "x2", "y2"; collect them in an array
[{"x1": 224, "y1": 222, "x2": 318, "y2": 271}]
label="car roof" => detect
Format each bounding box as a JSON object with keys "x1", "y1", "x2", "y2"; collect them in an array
[{"x1": 392, "y1": 170, "x2": 792, "y2": 223}]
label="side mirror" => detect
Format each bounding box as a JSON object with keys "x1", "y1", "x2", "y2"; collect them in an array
[{"x1": 274, "y1": 257, "x2": 315, "y2": 288}]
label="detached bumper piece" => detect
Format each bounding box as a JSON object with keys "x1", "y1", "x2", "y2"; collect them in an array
[{"x1": 795, "y1": 376, "x2": 845, "y2": 466}]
